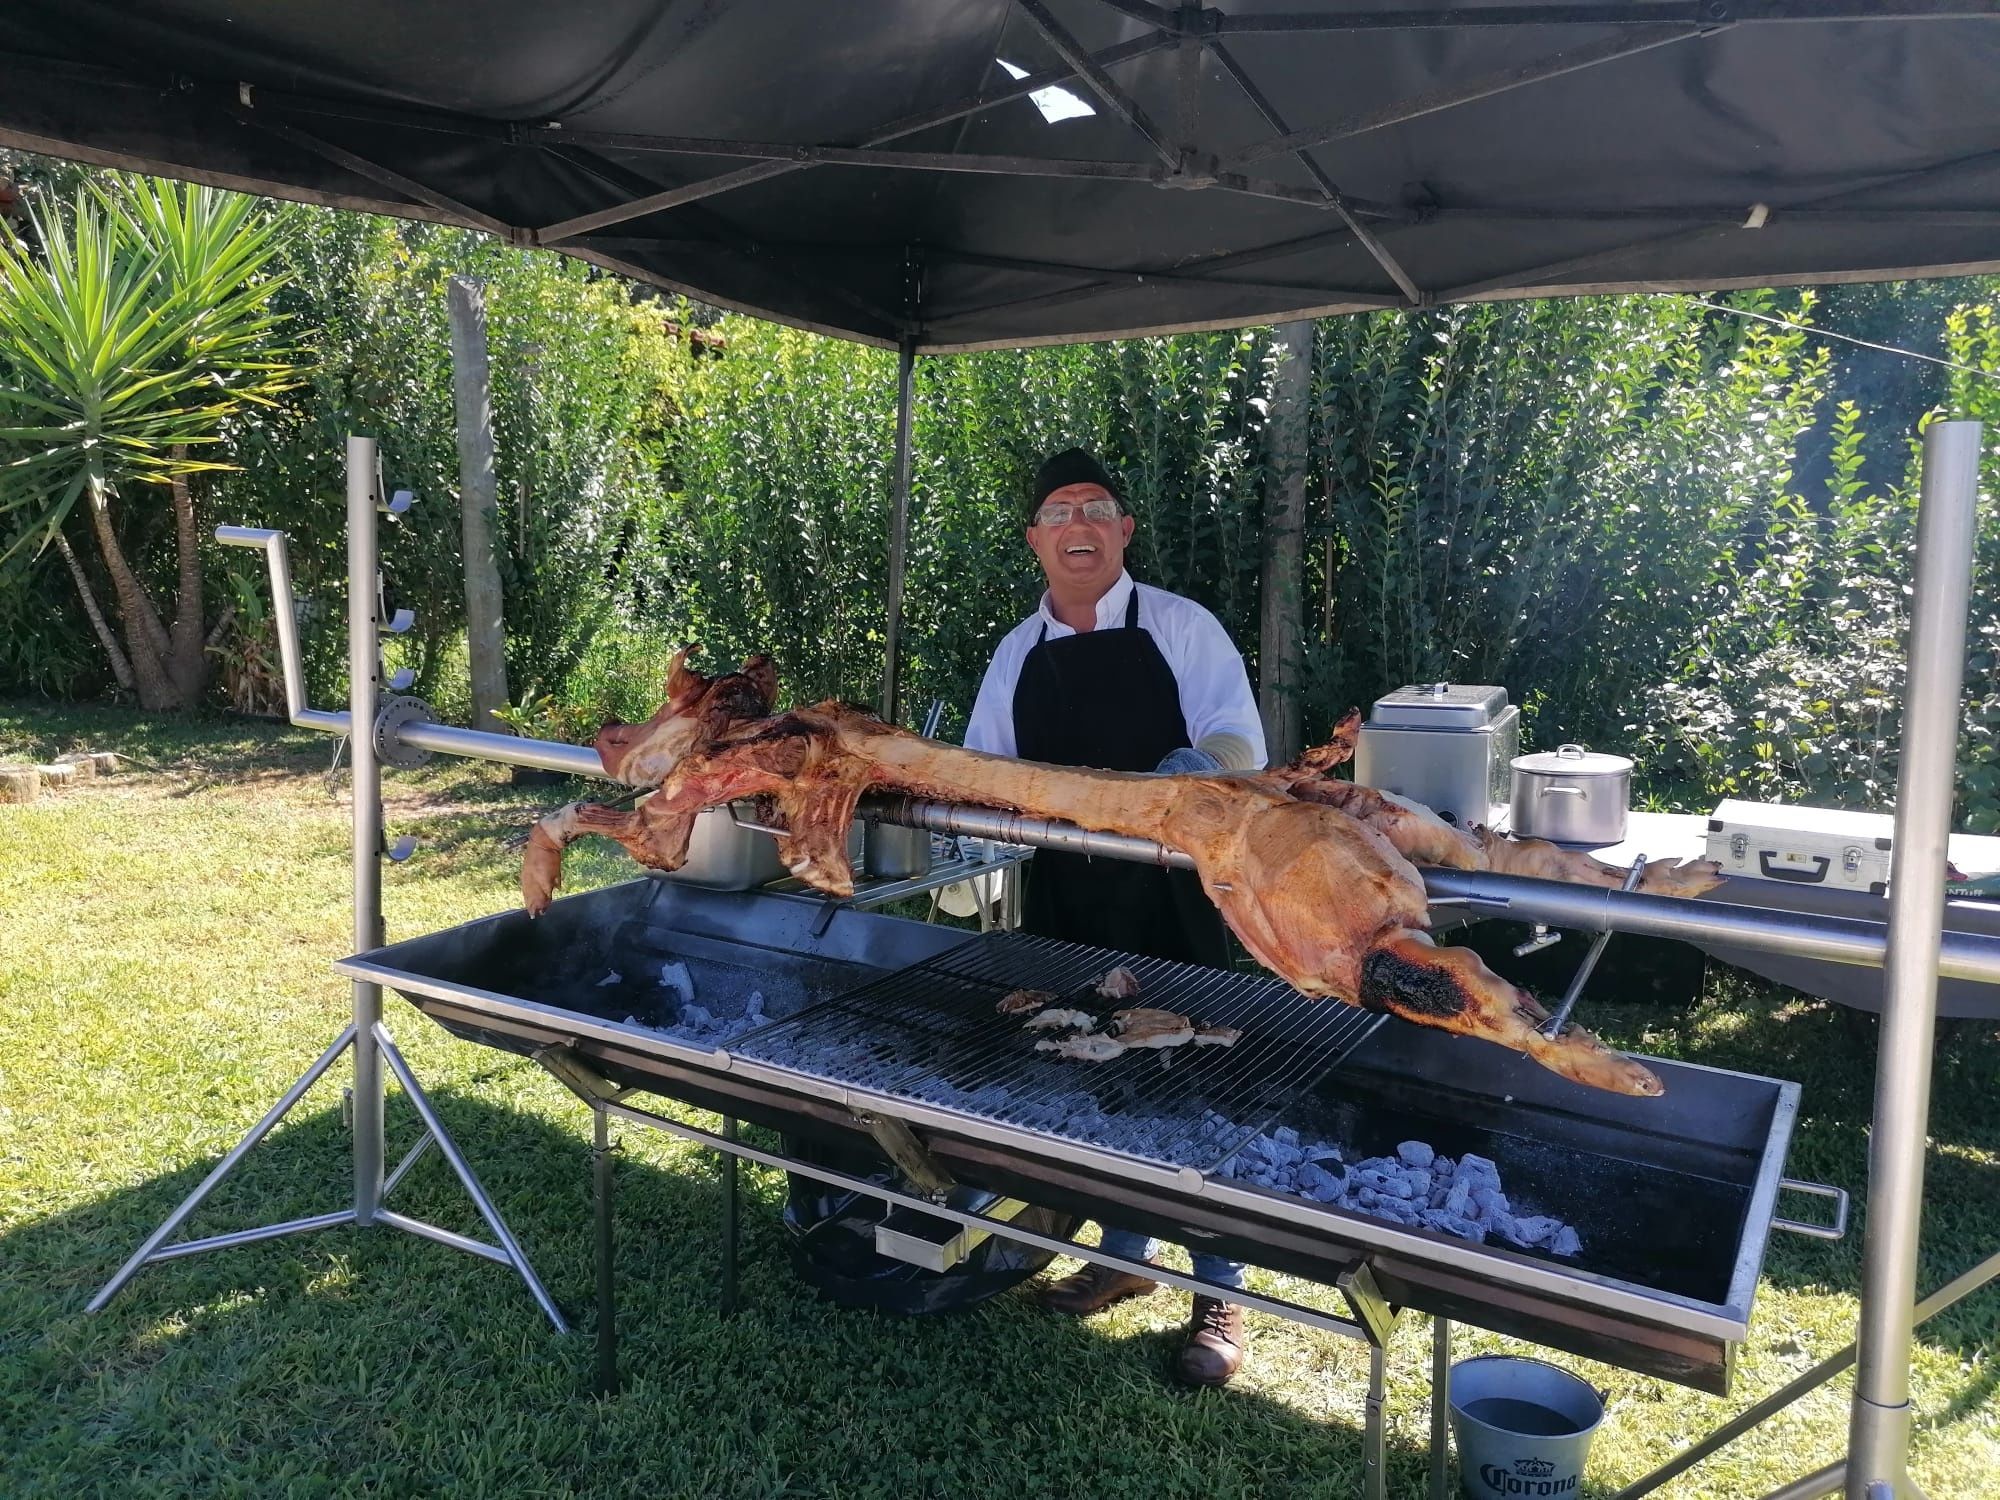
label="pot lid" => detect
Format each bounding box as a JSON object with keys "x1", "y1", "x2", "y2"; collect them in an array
[
  {"x1": 1511, "y1": 743, "x2": 1633, "y2": 777},
  {"x1": 1370, "y1": 683, "x2": 1510, "y2": 730}
]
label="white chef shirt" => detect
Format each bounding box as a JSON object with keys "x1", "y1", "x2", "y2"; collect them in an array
[{"x1": 963, "y1": 571, "x2": 1267, "y2": 768}]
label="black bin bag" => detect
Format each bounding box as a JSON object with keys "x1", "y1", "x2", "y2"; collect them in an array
[{"x1": 781, "y1": 1135, "x2": 1077, "y2": 1316}]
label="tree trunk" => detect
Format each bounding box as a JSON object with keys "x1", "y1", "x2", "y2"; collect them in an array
[
  {"x1": 449, "y1": 275, "x2": 511, "y2": 730},
  {"x1": 1259, "y1": 320, "x2": 1313, "y2": 766},
  {"x1": 84, "y1": 474, "x2": 180, "y2": 710},
  {"x1": 54, "y1": 529, "x2": 136, "y2": 692},
  {"x1": 164, "y1": 455, "x2": 211, "y2": 706}
]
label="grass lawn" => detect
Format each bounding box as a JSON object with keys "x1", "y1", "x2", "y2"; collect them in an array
[{"x1": 2, "y1": 700, "x2": 1996, "y2": 1500}]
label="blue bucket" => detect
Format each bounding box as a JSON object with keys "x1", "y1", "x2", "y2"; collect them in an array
[{"x1": 1448, "y1": 1355, "x2": 1605, "y2": 1499}]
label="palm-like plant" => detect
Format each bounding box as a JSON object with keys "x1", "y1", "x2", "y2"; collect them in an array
[{"x1": 0, "y1": 176, "x2": 295, "y2": 708}]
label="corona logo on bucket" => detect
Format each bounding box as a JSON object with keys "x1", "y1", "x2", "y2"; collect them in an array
[{"x1": 1478, "y1": 1456, "x2": 1578, "y2": 1495}]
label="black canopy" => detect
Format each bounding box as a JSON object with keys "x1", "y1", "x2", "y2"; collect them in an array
[{"x1": 3, "y1": 1, "x2": 1999, "y2": 350}]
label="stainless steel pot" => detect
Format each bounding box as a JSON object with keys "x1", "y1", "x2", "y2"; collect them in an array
[
  {"x1": 863, "y1": 819, "x2": 933, "y2": 880},
  {"x1": 1510, "y1": 744, "x2": 1632, "y2": 845}
]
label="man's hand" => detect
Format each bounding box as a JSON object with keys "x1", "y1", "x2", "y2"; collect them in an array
[{"x1": 1154, "y1": 745, "x2": 1223, "y2": 776}]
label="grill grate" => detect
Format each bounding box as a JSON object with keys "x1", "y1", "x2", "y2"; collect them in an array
[{"x1": 730, "y1": 932, "x2": 1384, "y2": 1171}]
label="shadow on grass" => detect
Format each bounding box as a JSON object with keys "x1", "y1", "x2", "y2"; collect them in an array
[{"x1": 2, "y1": 1079, "x2": 1541, "y2": 1499}]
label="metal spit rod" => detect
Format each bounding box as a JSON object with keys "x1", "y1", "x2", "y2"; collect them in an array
[
  {"x1": 215, "y1": 525, "x2": 2000, "y2": 987},
  {"x1": 865, "y1": 795, "x2": 2000, "y2": 985}
]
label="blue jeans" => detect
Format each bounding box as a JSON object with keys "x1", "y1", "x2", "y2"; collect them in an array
[{"x1": 1099, "y1": 1227, "x2": 1246, "y2": 1290}]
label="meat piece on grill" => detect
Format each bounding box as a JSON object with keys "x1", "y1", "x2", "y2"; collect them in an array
[
  {"x1": 1111, "y1": 1007, "x2": 1240, "y2": 1050},
  {"x1": 1032, "y1": 1009, "x2": 1241, "y2": 1060},
  {"x1": 1092, "y1": 966, "x2": 1141, "y2": 999},
  {"x1": 1022, "y1": 1007, "x2": 1097, "y2": 1031},
  {"x1": 518, "y1": 650, "x2": 1714, "y2": 1097},
  {"x1": 996, "y1": 987, "x2": 1057, "y2": 1016},
  {"x1": 1035, "y1": 1031, "x2": 1127, "y2": 1062}
]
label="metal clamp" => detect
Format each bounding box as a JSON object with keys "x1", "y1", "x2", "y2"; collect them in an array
[
  {"x1": 374, "y1": 694, "x2": 438, "y2": 769},
  {"x1": 1335, "y1": 1261, "x2": 1395, "y2": 1348},
  {"x1": 853, "y1": 1110, "x2": 954, "y2": 1200},
  {"x1": 1513, "y1": 923, "x2": 1562, "y2": 957},
  {"x1": 1772, "y1": 1179, "x2": 1849, "y2": 1240}
]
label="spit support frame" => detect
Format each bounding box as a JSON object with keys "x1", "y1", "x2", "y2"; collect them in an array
[
  {"x1": 89, "y1": 440, "x2": 568, "y2": 1331},
  {"x1": 93, "y1": 422, "x2": 1989, "y2": 1500}
]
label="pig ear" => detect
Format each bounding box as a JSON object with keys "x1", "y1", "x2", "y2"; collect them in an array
[
  {"x1": 741, "y1": 654, "x2": 779, "y2": 714},
  {"x1": 665, "y1": 645, "x2": 705, "y2": 709}
]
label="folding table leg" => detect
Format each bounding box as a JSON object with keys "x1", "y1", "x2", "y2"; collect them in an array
[
  {"x1": 1431, "y1": 1316, "x2": 1452, "y2": 1500},
  {"x1": 721, "y1": 1115, "x2": 740, "y2": 1317},
  {"x1": 1364, "y1": 1341, "x2": 1388, "y2": 1500},
  {"x1": 593, "y1": 1104, "x2": 619, "y2": 1397}
]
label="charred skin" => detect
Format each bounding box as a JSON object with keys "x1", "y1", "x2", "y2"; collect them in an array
[{"x1": 519, "y1": 651, "x2": 1675, "y2": 1098}]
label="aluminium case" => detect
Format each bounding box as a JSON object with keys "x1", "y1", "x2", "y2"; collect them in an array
[{"x1": 1706, "y1": 799, "x2": 1898, "y2": 895}]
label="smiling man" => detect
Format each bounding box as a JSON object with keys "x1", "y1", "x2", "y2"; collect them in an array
[{"x1": 963, "y1": 445, "x2": 1266, "y2": 1386}]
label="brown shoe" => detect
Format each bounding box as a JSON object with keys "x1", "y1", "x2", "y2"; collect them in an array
[
  {"x1": 1037, "y1": 1262, "x2": 1160, "y2": 1315},
  {"x1": 1176, "y1": 1295, "x2": 1247, "y2": 1387}
]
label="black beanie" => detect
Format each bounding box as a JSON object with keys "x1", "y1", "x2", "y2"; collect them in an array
[{"x1": 1030, "y1": 447, "x2": 1123, "y2": 518}]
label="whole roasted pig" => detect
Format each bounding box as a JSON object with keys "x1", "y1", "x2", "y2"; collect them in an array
[{"x1": 520, "y1": 651, "x2": 1723, "y2": 1097}]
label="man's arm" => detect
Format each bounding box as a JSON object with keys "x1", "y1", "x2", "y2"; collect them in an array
[
  {"x1": 962, "y1": 631, "x2": 1024, "y2": 757},
  {"x1": 1172, "y1": 602, "x2": 1268, "y2": 770}
]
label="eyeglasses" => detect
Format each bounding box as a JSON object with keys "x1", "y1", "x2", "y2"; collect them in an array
[{"x1": 1032, "y1": 498, "x2": 1122, "y2": 527}]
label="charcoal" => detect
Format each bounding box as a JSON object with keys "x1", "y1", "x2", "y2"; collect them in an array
[
  {"x1": 658, "y1": 960, "x2": 696, "y2": 1007},
  {"x1": 1273, "y1": 1126, "x2": 1300, "y2": 1148},
  {"x1": 1395, "y1": 1140, "x2": 1436, "y2": 1169},
  {"x1": 1299, "y1": 1162, "x2": 1346, "y2": 1199},
  {"x1": 1507, "y1": 1215, "x2": 1562, "y2": 1248},
  {"x1": 1550, "y1": 1226, "x2": 1583, "y2": 1258},
  {"x1": 1471, "y1": 1186, "x2": 1510, "y2": 1219},
  {"x1": 1457, "y1": 1153, "x2": 1501, "y2": 1185}
]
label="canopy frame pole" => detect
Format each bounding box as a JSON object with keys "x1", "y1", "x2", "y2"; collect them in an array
[
  {"x1": 881, "y1": 333, "x2": 919, "y2": 726},
  {"x1": 1015, "y1": 0, "x2": 1183, "y2": 168},
  {"x1": 1203, "y1": 38, "x2": 1426, "y2": 305},
  {"x1": 534, "y1": 30, "x2": 1179, "y2": 242},
  {"x1": 1222, "y1": 24, "x2": 1721, "y2": 171},
  {"x1": 1847, "y1": 419, "x2": 1983, "y2": 1499}
]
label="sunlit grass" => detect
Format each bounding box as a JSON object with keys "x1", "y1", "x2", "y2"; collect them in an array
[{"x1": 3, "y1": 701, "x2": 1995, "y2": 1498}]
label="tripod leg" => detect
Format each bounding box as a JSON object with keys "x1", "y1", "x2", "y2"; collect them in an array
[
  {"x1": 373, "y1": 1024, "x2": 567, "y2": 1332},
  {"x1": 89, "y1": 1024, "x2": 359, "y2": 1312}
]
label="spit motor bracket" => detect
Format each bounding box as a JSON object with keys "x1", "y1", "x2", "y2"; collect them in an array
[{"x1": 374, "y1": 694, "x2": 437, "y2": 769}]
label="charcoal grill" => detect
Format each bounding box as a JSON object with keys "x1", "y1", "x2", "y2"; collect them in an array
[
  {"x1": 87, "y1": 436, "x2": 2000, "y2": 1500},
  {"x1": 341, "y1": 873, "x2": 1833, "y2": 1398}
]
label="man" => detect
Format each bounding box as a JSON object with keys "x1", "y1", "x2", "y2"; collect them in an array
[{"x1": 964, "y1": 446, "x2": 1266, "y2": 1387}]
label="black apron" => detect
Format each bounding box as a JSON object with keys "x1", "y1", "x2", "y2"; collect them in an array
[{"x1": 1012, "y1": 588, "x2": 1231, "y2": 968}]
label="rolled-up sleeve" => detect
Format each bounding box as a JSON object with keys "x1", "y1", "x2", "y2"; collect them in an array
[
  {"x1": 963, "y1": 628, "x2": 1028, "y2": 756},
  {"x1": 1162, "y1": 596, "x2": 1267, "y2": 770}
]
